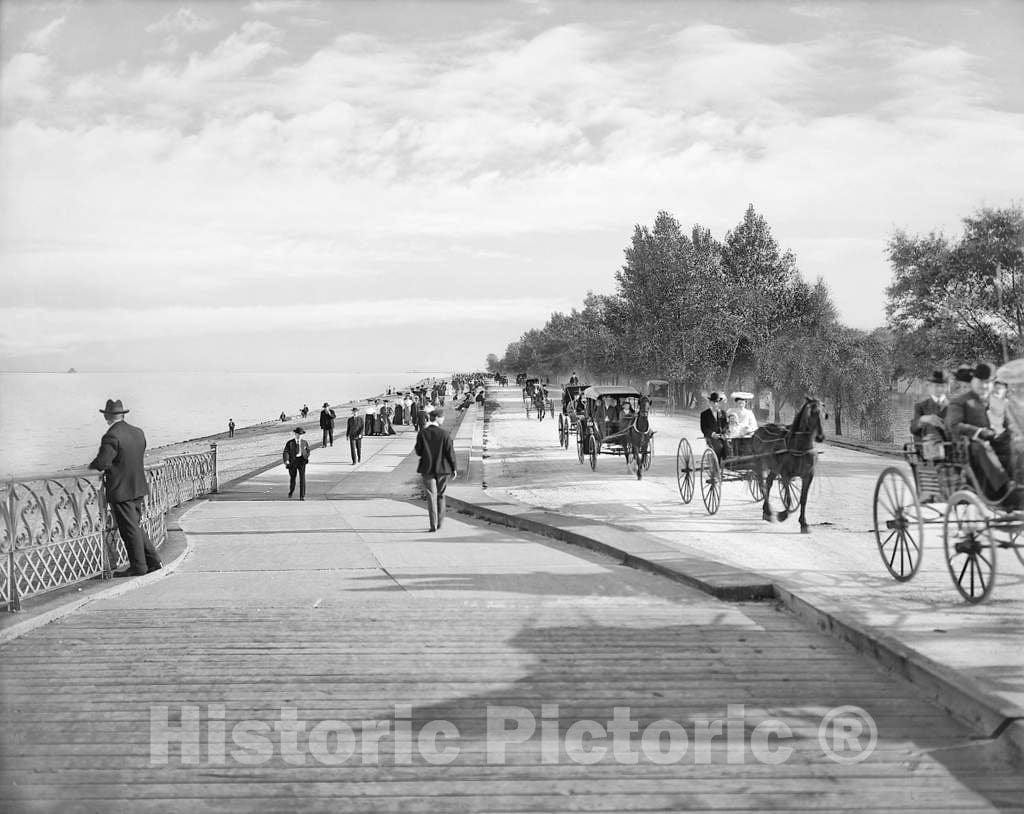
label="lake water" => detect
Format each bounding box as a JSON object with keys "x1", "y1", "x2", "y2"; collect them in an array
[{"x1": 0, "y1": 370, "x2": 442, "y2": 479}]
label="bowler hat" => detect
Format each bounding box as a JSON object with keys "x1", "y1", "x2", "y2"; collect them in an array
[
  {"x1": 973, "y1": 363, "x2": 993, "y2": 382},
  {"x1": 323, "y1": 402, "x2": 329, "y2": 408},
  {"x1": 954, "y1": 365, "x2": 974, "y2": 383},
  {"x1": 429, "y1": 407, "x2": 443, "y2": 419},
  {"x1": 709, "y1": 392, "x2": 720, "y2": 402},
  {"x1": 927, "y1": 371, "x2": 946, "y2": 384},
  {"x1": 293, "y1": 427, "x2": 306, "y2": 434},
  {"x1": 99, "y1": 398, "x2": 129, "y2": 415}
]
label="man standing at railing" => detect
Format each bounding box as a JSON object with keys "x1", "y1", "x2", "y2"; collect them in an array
[{"x1": 89, "y1": 398, "x2": 162, "y2": 577}]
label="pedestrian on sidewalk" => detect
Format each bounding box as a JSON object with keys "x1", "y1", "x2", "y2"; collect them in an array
[
  {"x1": 320, "y1": 402, "x2": 336, "y2": 447},
  {"x1": 283, "y1": 427, "x2": 311, "y2": 499},
  {"x1": 346, "y1": 407, "x2": 364, "y2": 465},
  {"x1": 228, "y1": 418, "x2": 235, "y2": 438},
  {"x1": 414, "y1": 407, "x2": 457, "y2": 532},
  {"x1": 89, "y1": 398, "x2": 162, "y2": 577}
]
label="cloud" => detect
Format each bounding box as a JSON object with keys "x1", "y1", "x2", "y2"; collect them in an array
[
  {"x1": 243, "y1": 0, "x2": 324, "y2": 14},
  {"x1": 25, "y1": 15, "x2": 66, "y2": 50},
  {"x1": 0, "y1": 52, "x2": 52, "y2": 104},
  {"x1": 145, "y1": 7, "x2": 219, "y2": 35}
]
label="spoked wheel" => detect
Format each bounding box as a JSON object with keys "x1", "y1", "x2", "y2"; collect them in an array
[
  {"x1": 873, "y1": 467, "x2": 924, "y2": 582},
  {"x1": 589, "y1": 437, "x2": 598, "y2": 470},
  {"x1": 778, "y1": 476, "x2": 801, "y2": 511},
  {"x1": 643, "y1": 438, "x2": 653, "y2": 471},
  {"x1": 577, "y1": 433, "x2": 585, "y2": 464},
  {"x1": 557, "y1": 416, "x2": 566, "y2": 447},
  {"x1": 676, "y1": 438, "x2": 694, "y2": 504},
  {"x1": 700, "y1": 448, "x2": 721, "y2": 515},
  {"x1": 746, "y1": 470, "x2": 765, "y2": 502},
  {"x1": 944, "y1": 490, "x2": 997, "y2": 603}
]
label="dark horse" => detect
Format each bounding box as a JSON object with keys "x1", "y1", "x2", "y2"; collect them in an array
[
  {"x1": 625, "y1": 397, "x2": 656, "y2": 480},
  {"x1": 751, "y1": 397, "x2": 826, "y2": 533}
]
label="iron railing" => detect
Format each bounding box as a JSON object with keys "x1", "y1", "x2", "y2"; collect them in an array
[{"x1": 0, "y1": 445, "x2": 217, "y2": 612}]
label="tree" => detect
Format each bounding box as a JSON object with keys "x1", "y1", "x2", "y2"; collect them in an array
[
  {"x1": 485, "y1": 354, "x2": 501, "y2": 374},
  {"x1": 886, "y1": 205, "x2": 1024, "y2": 371}
]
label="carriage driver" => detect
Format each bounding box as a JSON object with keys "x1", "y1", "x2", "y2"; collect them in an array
[
  {"x1": 946, "y1": 363, "x2": 1016, "y2": 505},
  {"x1": 700, "y1": 392, "x2": 729, "y2": 462},
  {"x1": 727, "y1": 392, "x2": 758, "y2": 438}
]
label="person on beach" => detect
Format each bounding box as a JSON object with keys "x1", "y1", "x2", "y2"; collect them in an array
[
  {"x1": 280, "y1": 411, "x2": 287, "y2": 422},
  {"x1": 365, "y1": 401, "x2": 377, "y2": 436},
  {"x1": 301, "y1": 404, "x2": 309, "y2": 418},
  {"x1": 228, "y1": 418, "x2": 235, "y2": 438},
  {"x1": 414, "y1": 407, "x2": 458, "y2": 532},
  {"x1": 89, "y1": 399, "x2": 162, "y2": 577},
  {"x1": 283, "y1": 427, "x2": 310, "y2": 499},
  {"x1": 346, "y1": 407, "x2": 364, "y2": 464},
  {"x1": 403, "y1": 393, "x2": 413, "y2": 425},
  {"x1": 319, "y1": 402, "x2": 336, "y2": 447}
]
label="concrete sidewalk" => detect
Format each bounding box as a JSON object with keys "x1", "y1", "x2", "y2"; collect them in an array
[
  {"x1": 456, "y1": 386, "x2": 1024, "y2": 766},
  {"x1": 4, "y1": 402, "x2": 1024, "y2": 811}
]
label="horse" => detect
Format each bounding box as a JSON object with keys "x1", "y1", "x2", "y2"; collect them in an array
[
  {"x1": 751, "y1": 397, "x2": 826, "y2": 533},
  {"x1": 532, "y1": 389, "x2": 547, "y2": 421},
  {"x1": 625, "y1": 397, "x2": 656, "y2": 480}
]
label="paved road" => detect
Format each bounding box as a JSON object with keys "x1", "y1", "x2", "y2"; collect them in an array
[
  {"x1": 485, "y1": 387, "x2": 1024, "y2": 715},
  {"x1": 2, "y1": 413, "x2": 1023, "y2": 811}
]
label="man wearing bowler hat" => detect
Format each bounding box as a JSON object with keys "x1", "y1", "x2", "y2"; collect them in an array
[
  {"x1": 89, "y1": 399, "x2": 161, "y2": 577},
  {"x1": 319, "y1": 402, "x2": 336, "y2": 447},
  {"x1": 283, "y1": 426, "x2": 311, "y2": 499},
  {"x1": 414, "y1": 407, "x2": 458, "y2": 532},
  {"x1": 946, "y1": 363, "x2": 1014, "y2": 503},
  {"x1": 911, "y1": 370, "x2": 949, "y2": 442},
  {"x1": 346, "y1": 407, "x2": 364, "y2": 465},
  {"x1": 700, "y1": 392, "x2": 729, "y2": 462}
]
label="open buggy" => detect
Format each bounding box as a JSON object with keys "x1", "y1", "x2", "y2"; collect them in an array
[
  {"x1": 577, "y1": 386, "x2": 656, "y2": 480},
  {"x1": 645, "y1": 380, "x2": 670, "y2": 415},
  {"x1": 557, "y1": 383, "x2": 589, "y2": 450}
]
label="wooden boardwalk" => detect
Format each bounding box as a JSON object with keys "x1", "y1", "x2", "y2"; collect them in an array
[{"x1": 2, "y1": 430, "x2": 1022, "y2": 812}]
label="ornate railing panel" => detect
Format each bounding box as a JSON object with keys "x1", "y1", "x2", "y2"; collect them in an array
[{"x1": 1, "y1": 444, "x2": 217, "y2": 612}]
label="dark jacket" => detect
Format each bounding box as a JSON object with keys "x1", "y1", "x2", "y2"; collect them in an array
[
  {"x1": 414, "y1": 424, "x2": 456, "y2": 476},
  {"x1": 910, "y1": 396, "x2": 948, "y2": 439},
  {"x1": 700, "y1": 407, "x2": 728, "y2": 438},
  {"x1": 89, "y1": 420, "x2": 150, "y2": 503},
  {"x1": 946, "y1": 391, "x2": 992, "y2": 440},
  {"x1": 320, "y1": 408, "x2": 336, "y2": 430},
  {"x1": 346, "y1": 415, "x2": 364, "y2": 439},
  {"x1": 283, "y1": 438, "x2": 310, "y2": 467}
]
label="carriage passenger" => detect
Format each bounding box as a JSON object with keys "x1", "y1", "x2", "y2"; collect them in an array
[
  {"x1": 727, "y1": 392, "x2": 758, "y2": 438},
  {"x1": 945, "y1": 363, "x2": 1016, "y2": 506}
]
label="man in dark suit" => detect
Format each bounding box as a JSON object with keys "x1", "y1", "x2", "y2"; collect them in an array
[
  {"x1": 700, "y1": 392, "x2": 729, "y2": 462},
  {"x1": 911, "y1": 371, "x2": 949, "y2": 442},
  {"x1": 89, "y1": 399, "x2": 161, "y2": 577},
  {"x1": 283, "y1": 427, "x2": 310, "y2": 499},
  {"x1": 414, "y1": 407, "x2": 458, "y2": 532},
  {"x1": 946, "y1": 363, "x2": 1013, "y2": 502},
  {"x1": 319, "y1": 403, "x2": 336, "y2": 447},
  {"x1": 346, "y1": 407, "x2": 364, "y2": 465}
]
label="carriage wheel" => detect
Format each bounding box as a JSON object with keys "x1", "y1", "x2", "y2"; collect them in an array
[
  {"x1": 676, "y1": 438, "x2": 694, "y2": 504},
  {"x1": 873, "y1": 467, "x2": 923, "y2": 582},
  {"x1": 943, "y1": 490, "x2": 997, "y2": 603},
  {"x1": 700, "y1": 448, "x2": 721, "y2": 515},
  {"x1": 643, "y1": 438, "x2": 653, "y2": 471},
  {"x1": 589, "y1": 437, "x2": 598, "y2": 471},
  {"x1": 558, "y1": 419, "x2": 566, "y2": 448},
  {"x1": 778, "y1": 476, "x2": 801, "y2": 511},
  {"x1": 577, "y1": 433, "x2": 585, "y2": 464},
  {"x1": 746, "y1": 470, "x2": 765, "y2": 502}
]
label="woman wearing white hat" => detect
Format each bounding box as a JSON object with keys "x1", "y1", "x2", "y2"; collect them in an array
[{"x1": 727, "y1": 392, "x2": 758, "y2": 438}]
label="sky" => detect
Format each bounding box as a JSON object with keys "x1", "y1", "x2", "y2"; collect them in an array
[{"x1": 1, "y1": 0, "x2": 1022, "y2": 372}]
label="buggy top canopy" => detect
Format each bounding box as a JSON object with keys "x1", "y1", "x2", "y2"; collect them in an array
[{"x1": 582, "y1": 385, "x2": 643, "y2": 400}]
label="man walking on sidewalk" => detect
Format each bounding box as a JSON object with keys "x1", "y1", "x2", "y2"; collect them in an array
[
  {"x1": 346, "y1": 407, "x2": 364, "y2": 465},
  {"x1": 320, "y1": 403, "x2": 336, "y2": 447},
  {"x1": 414, "y1": 407, "x2": 458, "y2": 532},
  {"x1": 283, "y1": 427, "x2": 310, "y2": 499},
  {"x1": 89, "y1": 398, "x2": 162, "y2": 577}
]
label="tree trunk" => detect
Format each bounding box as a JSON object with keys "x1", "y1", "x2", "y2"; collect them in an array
[
  {"x1": 722, "y1": 336, "x2": 741, "y2": 392},
  {"x1": 834, "y1": 402, "x2": 843, "y2": 436}
]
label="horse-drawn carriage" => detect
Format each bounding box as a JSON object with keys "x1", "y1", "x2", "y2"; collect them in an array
[
  {"x1": 576, "y1": 386, "x2": 655, "y2": 480},
  {"x1": 676, "y1": 397, "x2": 826, "y2": 531},
  {"x1": 645, "y1": 380, "x2": 670, "y2": 415},
  {"x1": 873, "y1": 437, "x2": 1023, "y2": 604},
  {"x1": 557, "y1": 384, "x2": 589, "y2": 450},
  {"x1": 522, "y1": 378, "x2": 552, "y2": 420}
]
